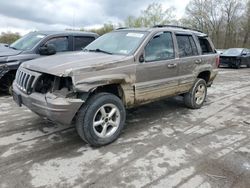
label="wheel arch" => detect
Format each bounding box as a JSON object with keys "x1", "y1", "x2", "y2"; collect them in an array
[{"x1": 197, "y1": 71, "x2": 211, "y2": 84}]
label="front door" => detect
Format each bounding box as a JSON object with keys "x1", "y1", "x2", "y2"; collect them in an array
[{"x1": 135, "y1": 31, "x2": 179, "y2": 104}]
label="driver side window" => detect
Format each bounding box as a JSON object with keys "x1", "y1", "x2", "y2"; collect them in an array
[
  {"x1": 145, "y1": 32, "x2": 174, "y2": 62},
  {"x1": 45, "y1": 37, "x2": 69, "y2": 52}
]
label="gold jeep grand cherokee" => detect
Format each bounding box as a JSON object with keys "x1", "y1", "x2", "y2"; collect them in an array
[{"x1": 13, "y1": 25, "x2": 219, "y2": 146}]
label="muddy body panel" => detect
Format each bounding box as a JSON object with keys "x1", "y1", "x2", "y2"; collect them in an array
[
  {"x1": 13, "y1": 27, "x2": 219, "y2": 125},
  {"x1": 13, "y1": 83, "x2": 83, "y2": 124}
]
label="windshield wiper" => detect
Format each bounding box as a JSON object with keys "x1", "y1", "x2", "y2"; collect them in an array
[
  {"x1": 9, "y1": 46, "x2": 18, "y2": 50},
  {"x1": 86, "y1": 48, "x2": 113, "y2": 55}
]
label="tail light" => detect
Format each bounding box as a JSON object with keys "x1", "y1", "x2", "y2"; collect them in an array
[{"x1": 216, "y1": 56, "x2": 220, "y2": 67}]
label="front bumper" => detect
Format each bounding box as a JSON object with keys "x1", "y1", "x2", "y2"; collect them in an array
[
  {"x1": 13, "y1": 83, "x2": 84, "y2": 125},
  {"x1": 220, "y1": 58, "x2": 239, "y2": 66}
]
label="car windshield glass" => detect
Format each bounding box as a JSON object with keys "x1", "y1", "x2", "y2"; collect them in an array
[
  {"x1": 10, "y1": 32, "x2": 46, "y2": 51},
  {"x1": 84, "y1": 31, "x2": 147, "y2": 55},
  {"x1": 223, "y1": 48, "x2": 243, "y2": 56}
]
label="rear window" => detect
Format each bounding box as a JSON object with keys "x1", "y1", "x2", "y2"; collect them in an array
[
  {"x1": 176, "y1": 35, "x2": 198, "y2": 57},
  {"x1": 74, "y1": 36, "x2": 95, "y2": 51},
  {"x1": 198, "y1": 37, "x2": 214, "y2": 54}
]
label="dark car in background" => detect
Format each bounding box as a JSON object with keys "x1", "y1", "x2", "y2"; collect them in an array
[
  {"x1": 0, "y1": 31, "x2": 98, "y2": 94},
  {"x1": 219, "y1": 48, "x2": 250, "y2": 69}
]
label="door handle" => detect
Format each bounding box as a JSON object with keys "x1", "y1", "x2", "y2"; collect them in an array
[
  {"x1": 167, "y1": 63, "x2": 177, "y2": 68},
  {"x1": 195, "y1": 59, "x2": 202, "y2": 64}
]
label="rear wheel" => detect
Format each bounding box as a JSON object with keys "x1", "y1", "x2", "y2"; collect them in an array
[
  {"x1": 76, "y1": 92, "x2": 126, "y2": 147},
  {"x1": 184, "y1": 79, "x2": 207, "y2": 109}
]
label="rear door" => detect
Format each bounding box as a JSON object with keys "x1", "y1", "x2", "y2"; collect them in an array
[
  {"x1": 135, "y1": 31, "x2": 179, "y2": 103},
  {"x1": 175, "y1": 34, "x2": 201, "y2": 93}
]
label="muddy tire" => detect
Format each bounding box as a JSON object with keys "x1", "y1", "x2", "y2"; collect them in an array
[
  {"x1": 184, "y1": 79, "x2": 207, "y2": 109},
  {"x1": 76, "y1": 92, "x2": 126, "y2": 147}
]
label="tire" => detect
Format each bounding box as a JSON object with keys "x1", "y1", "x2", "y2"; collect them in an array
[
  {"x1": 184, "y1": 79, "x2": 207, "y2": 109},
  {"x1": 76, "y1": 92, "x2": 126, "y2": 147},
  {"x1": 0, "y1": 73, "x2": 15, "y2": 95},
  {"x1": 234, "y1": 61, "x2": 241, "y2": 69}
]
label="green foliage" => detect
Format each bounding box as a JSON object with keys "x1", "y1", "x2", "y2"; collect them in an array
[
  {"x1": 0, "y1": 32, "x2": 20, "y2": 44},
  {"x1": 124, "y1": 3, "x2": 176, "y2": 27},
  {"x1": 84, "y1": 23, "x2": 115, "y2": 36}
]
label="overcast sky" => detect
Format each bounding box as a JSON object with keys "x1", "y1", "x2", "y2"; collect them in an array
[{"x1": 0, "y1": 0, "x2": 190, "y2": 35}]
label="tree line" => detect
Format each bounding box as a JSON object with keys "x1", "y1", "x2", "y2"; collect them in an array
[{"x1": 1, "y1": 0, "x2": 249, "y2": 48}]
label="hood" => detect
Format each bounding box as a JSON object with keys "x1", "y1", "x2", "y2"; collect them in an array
[
  {"x1": 22, "y1": 52, "x2": 129, "y2": 76},
  {"x1": 220, "y1": 54, "x2": 239, "y2": 58},
  {"x1": 0, "y1": 46, "x2": 22, "y2": 57}
]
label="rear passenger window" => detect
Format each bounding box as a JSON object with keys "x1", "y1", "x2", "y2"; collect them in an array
[
  {"x1": 176, "y1": 35, "x2": 198, "y2": 57},
  {"x1": 74, "y1": 36, "x2": 95, "y2": 51},
  {"x1": 198, "y1": 37, "x2": 214, "y2": 54},
  {"x1": 145, "y1": 32, "x2": 174, "y2": 62}
]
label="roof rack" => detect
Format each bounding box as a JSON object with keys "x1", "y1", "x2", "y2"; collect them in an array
[
  {"x1": 115, "y1": 27, "x2": 129, "y2": 30},
  {"x1": 153, "y1": 25, "x2": 203, "y2": 33}
]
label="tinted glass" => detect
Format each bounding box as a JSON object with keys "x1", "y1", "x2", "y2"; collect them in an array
[
  {"x1": 74, "y1": 36, "x2": 95, "y2": 51},
  {"x1": 45, "y1": 37, "x2": 69, "y2": 52},
  {"x1": 198, "y1": 38, "x2": 214, "y2": 54},
  {"x1": 145, "y1": 32, "x2": 174, "y2": 62},
  {"x1": 189, "y1": 36, "x2": 198, "y2": 55},
  {"x1": 176, "y1": 35, "x2": 198, "y2": 57}
]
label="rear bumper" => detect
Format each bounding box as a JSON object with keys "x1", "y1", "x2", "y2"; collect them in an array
[{"x1": 13, "y1": 83, "x2": 84, "y2": 125}]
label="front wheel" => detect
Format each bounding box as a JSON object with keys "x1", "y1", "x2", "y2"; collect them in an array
[
  {"x1": 234, "y1": 60, "x2": 241, "y2": 69},
  {"x1": 76, "y1": 93, "x2": 126, "y2": 147},
  {"x1": 0, "y1": 73, "x2": 15, "y2": 95},
  {"x1": 184, "y1": 79, "x2": 207, "y2": 109}
]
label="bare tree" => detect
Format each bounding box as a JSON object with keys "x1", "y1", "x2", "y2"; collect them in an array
[
  {"x1": 242, "y1": 0, "x2": 250, "y2": 47},
  {"x1": 223, "y1": 0, "x2": 243, "y2": 48}
]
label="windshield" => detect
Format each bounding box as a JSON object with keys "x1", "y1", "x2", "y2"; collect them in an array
[
  {"x1": 84, "y1": 31, "x2": 147, "y2": 55},
  {"x1": 223, "y1": 48, "x2": 243, "y2": 56},
  {"x1": 10, "y1": 32, "x2": 46, "y2": 51}
]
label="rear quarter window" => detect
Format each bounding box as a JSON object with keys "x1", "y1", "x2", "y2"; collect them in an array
[{"x1": 198, "y1": 37, "x2": 215, "y2": 54}]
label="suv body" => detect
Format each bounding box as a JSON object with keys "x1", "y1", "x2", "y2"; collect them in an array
[
  {"x1": 13, "y1": 26, "x2": 218, "y2": 146},
  {"x1": 0, "y1": 31, "x2": 98, "y2": 93}
]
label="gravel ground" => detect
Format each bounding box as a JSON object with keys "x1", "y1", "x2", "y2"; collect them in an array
[{"x1": 0, "y1": 68, "x2": 250, "y2": 188}]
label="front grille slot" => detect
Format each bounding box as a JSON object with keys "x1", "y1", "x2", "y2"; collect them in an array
[{"x1": 15, "y1": 67, "x2": 40, "y2": 94}]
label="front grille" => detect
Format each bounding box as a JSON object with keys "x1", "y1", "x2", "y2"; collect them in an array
[{"x1": 15, "y1": 67, "x2": 41, "y2": 94}]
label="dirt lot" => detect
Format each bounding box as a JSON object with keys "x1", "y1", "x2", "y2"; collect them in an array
[{"x1": 0, "y1": 68, "x2": 250, "y2": 188}]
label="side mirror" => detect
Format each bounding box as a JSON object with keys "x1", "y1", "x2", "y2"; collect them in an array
[
  {"x1": 139, "y1": 54, "x2": 145, "y2": 63},
  {"x1": 242, "y1": 52, "x2": 247, "y2": 56},
  {"x1": 39, "y1": 44, "x2": 56, "y2": 55}
]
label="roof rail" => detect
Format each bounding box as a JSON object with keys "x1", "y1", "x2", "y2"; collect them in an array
[
  {"x1": 115, "y1": 27, "x2": 129, "y2": 30},
  {"x1": 153, "y1": 25, "x2": 203, "y2": 33}
]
